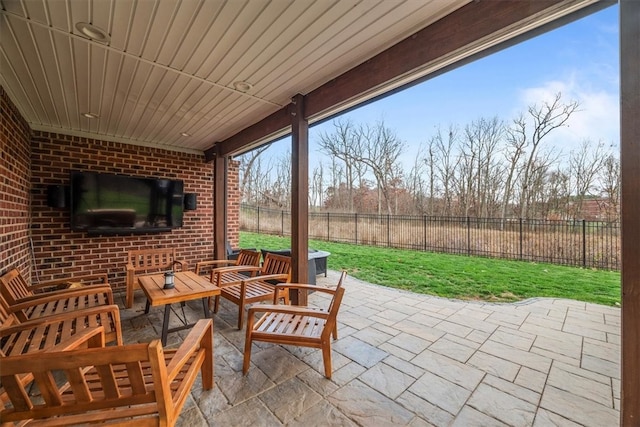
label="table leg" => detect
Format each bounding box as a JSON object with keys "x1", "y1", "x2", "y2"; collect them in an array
[
  {"x1": 161, "y1": 304, "x2": 171, "y2": 346},
  {"x1": 145, "y1": 299, "x2": 151, "y2": 314},
  {"x1": 202, "y1": 298, "x2": 209, "y2": 318}
]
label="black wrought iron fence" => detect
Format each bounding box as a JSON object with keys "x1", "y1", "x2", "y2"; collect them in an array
[{"x1": 240, "y1": 205, "x2": 621, "y2": 270}]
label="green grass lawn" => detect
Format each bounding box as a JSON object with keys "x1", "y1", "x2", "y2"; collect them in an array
[{"x1": 240, "y1": 231, "x2": 621, "y2": 306}]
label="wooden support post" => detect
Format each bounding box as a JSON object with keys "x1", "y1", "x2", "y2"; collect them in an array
[
  {"x1": 213, "y1": 147, "x2": 227, "y2": 261},
  {"x1": 290, "y1": 94, "x2": 309, "y2": 305},
  {"x1": 620, "y1": 0, "x2": 640, "y2": 424}
]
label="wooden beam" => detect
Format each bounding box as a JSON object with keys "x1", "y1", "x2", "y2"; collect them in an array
[
  {"x1": 290, "y1": 94, "x2": 309, "y2": 305},
  {"x1": 213, "y1": 150, "x2": 227, "y2": 260},
  {"x1": 620, "y1": 0, "x2": 640, "y2": 424},
  {"x1": 208, "y1": 106, "x2": 290, "y2": 159}
]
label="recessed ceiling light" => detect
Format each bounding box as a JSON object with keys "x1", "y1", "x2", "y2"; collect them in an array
[
  {"x1": 75, "y1": 22, "x2": 110, "y2": 43},
  {"x1": 232, "y1": 81, "x2": 253, "y2": 93},
  {"x1": 81, "y1": 112, "x2": 99, "y2": 119},
  {"x1": 180, "y1": 132, "x2": 191, "y2": 137}
]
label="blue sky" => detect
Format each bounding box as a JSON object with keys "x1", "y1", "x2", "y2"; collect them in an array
[{"x1": 257, "y1": 3, "x2": 620, "y2": 170}]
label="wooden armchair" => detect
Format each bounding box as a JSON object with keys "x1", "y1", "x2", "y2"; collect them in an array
[
  {"x1": 243, "y1": 272, "x2": 346, "y2": 379},
  {"x1": 0, "y1": 268, "x2": 110, "y2": 305},
  {"x1": 195, "y1": 249, "x2": 261, "y2": 277},
  {"x1": 0, "y1": 319, "x2": 214, "y2": 426},
  {"x1": 212, "y1": 253, "x2": 292, "y2": 329},
  {"x1": 0, "y1": 295, "x2": 122, "y2": 405},
  {"x1": 125, "y1": 248, "x2": 186, "y2": 308},
  {"x1": 0, "y1": 269, "x2": 114, "y2": 322}
]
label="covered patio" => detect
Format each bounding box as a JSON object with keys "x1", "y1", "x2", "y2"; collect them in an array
[
  {"x1": 121, "y1": 270, "x2": 620, "y2": 426},
  {"x1": 1, "y1": 0, "x2": 638, "y2": 424}
]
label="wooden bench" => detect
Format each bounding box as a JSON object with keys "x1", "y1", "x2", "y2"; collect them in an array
[
  {"x1": 0, "y1": 268, "x2": 115, "y2": 323},
  {"x1": 125, "y1": 248, "x2": 186, "y2": 308},
  {"x1": 0, "y1": 319, "x2": 213, "y2": 426}
]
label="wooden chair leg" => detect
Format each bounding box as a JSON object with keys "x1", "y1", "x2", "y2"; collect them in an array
[
  {"x1": 126, "y1": 284, "x2": 134, "y2": 309},
  {"x1": 321, "y1": 340, "x2": 332, "y2": 379},
  {"x1": 243, "y1": 332, "x2": 252, "y2": 375},
  {"x1": 332, "y1": 324, "x2": 338, "y2": 340},
  {"x1": 213, "y1": 295, "x2": 220, "y2": 313},
  {"x1": 237, "y1": 299, "x2": 245, "y2": 330},
  {"x1": 202, "y1": 324, "x2": 214, "y2": 390}
]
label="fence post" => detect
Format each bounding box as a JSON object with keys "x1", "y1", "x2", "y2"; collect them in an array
[
  {"x1": 582, "y1": 219, "x2": 587, "y2": 268},
  {"x1": 327, "y1": 212, "x2": 330, "y2": 241},
  {"x1": 466, "y1": 216, "x2": 471, "y2": 256},
  {"x1": 387, "y1": 214, "x2": 391, "y2": 247},
  {"x1": 355, "y1": 213, "x2": 358, "y2": 245},
  {"x1": 519, "y1": 218, "x2": 523, "y2": 261},
  {"x1": 423, "y1": 215, "x2": 427, "y2": 251},
  {"x1": 257, "y1": 206, "x2": 260, "y2": 234}
]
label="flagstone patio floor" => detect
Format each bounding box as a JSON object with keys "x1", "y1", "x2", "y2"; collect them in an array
[{"x1": 118, "y1": 270, "x2": 620, "y2": 427}]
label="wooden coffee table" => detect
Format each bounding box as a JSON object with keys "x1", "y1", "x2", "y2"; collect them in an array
[{"x1": 138, "y1": 271, "x2": 220, "y2": 345}]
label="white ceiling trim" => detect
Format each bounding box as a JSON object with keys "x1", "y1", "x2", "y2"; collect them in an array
[{"x1": 28, "y1": 122, "x2": 204, "y2": 156}]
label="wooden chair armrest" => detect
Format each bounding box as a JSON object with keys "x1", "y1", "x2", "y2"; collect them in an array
[
  {"x1": 273, "y1": 283, "x2": 336, "y2": 294},
  {"x1": 241, "y1": 273, "x2": 289, "y2": 285},
  {"x1": 8, "y1": 285, "x2": 113, "y2": 311},
  {"x1": 247, "y1": 304, "x2": 329, "y2": 319},
  {"x1": 54, "y1": 325, "x2": 106, "y2": 351},
  {"x1": 271, "y1": 283, "x2": 335, "y2": 303},
  {"x1": 174, "y1": 259, "x2": 187, "y2": 271},
  {"x1": 213, "y1": 265, "x2": 261, "y2": 274},
  {"x1": 29, "y1": 273, "x2": 109, "y2": 292},
  {"x1": 195, "y1": 260, "x2": 234, "y2": 273},
  {"x1": 166, "y1": 319, "x2": 213, "y2": 381}
]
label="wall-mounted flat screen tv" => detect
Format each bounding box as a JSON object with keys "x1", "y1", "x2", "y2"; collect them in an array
[{"x1": 70, "y1": 171, "x2": 184, "y2": 235}]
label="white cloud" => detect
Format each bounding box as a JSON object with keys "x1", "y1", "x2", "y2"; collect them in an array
[{"x1": 517, "y1": 74, "x2": 619, "y2": 156}]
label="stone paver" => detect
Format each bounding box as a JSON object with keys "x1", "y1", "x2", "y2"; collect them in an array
[{"x1": 116, "y1": 270, "x2": 620, "y2": 426}]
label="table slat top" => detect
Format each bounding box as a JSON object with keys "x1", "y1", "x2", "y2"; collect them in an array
[{"x1": 138, "y1": 271, "x2": 220, "y2": 306}]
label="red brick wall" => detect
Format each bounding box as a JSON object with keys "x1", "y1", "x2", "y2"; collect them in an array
[
  {"x1": 2, "y1": 85, "x2": 240, "y2": 292},
  {"x1": 29, "y1": 132, "x2": 217, "y2": 290},
  {"x1": 0, "y1": 87, "x2": 32, "y2": 277}
]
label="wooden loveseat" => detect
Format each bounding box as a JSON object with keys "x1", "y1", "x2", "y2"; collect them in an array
[
  {"x1": 0, "y1": 319, "x2": 214, "y2": 426},
  {"x1": 125, "y1": 248, "x2": 186, "y2": 308}
]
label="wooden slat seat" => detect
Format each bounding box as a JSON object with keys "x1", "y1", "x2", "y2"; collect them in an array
[
  {"x1": 0, "y1": 304, "x2": 122, "y2": 355},
  {"x1": 212, "y1": 253, "x2": 292, "y2": 329},
  {"x1": 243, "y1": 272, "x2": 346, "y2": 379},
  {"x1": 126, "y1": 248, "x2": 187, "y2": 308},
  {"x1": 0, "y1": 319, "x2": 213, "y2": 426}
]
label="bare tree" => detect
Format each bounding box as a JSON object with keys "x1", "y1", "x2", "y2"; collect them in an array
[
  {"x1": 501, "y1": 115, "x2": 528, "y2": 224},
  {"x1": 406, "y1": 143, "x2": 430, "y2": 214},
  {"x1": 237, "y1": 145, "x2": 271, "y2": 204},
  {"x1": 567, "y1": 139, "x2": 607, "y2": 218},
  {"x1": 516, "y1": 93, "x2": 579, "y2": 219},
  {"x1": 352, "y1": 121, "x2": 405, "y2": 215},
  {"x1": 431, "y1": 125, "x2": 460, "y2": 215},
  {"x1": 317, "y1": 119, "x2": 363, "y2": 211},
  {"x1": 544, "y1": 167, "x2": 571, "y2": 219},
  {"x1": 310, "y1": 162, "x2": 325, "y2": 209},
  {"x1": 598, "y1": 152, "x2": 620, "y2": 222}
]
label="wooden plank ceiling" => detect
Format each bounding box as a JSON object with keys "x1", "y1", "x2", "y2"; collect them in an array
[{"x1": 1, "y1": 0, "x2": 602, "y2": 157}]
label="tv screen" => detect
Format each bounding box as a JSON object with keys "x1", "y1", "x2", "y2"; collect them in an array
[{"x1": 70, "y1": 171, "x2": 184, "y2": 234}]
